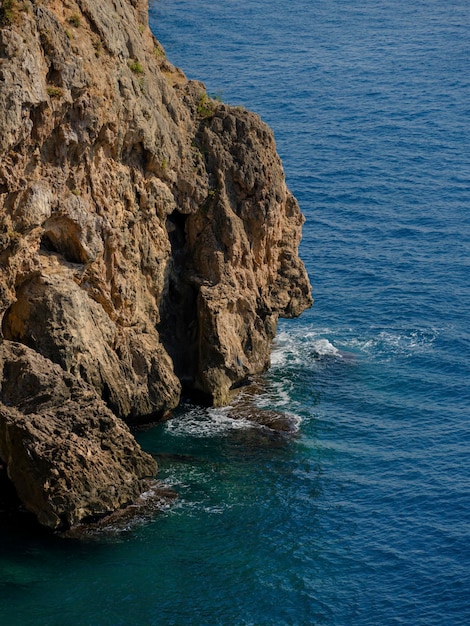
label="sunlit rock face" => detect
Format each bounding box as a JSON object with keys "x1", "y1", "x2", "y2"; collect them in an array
[
  {"x1": 0, "y1": 0, "x2": 312, "y2": 528},
  {"x1": 0, "y1": 341, "x2": 158, "y2": 529}
]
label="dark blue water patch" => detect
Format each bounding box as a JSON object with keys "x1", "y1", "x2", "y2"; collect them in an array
[{"x1": 267, "y1": 317, "x2": 470, "y2": 602}]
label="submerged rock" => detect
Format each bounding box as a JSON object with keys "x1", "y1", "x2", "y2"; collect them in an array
[
  {"x1": 227, "y1": 378, "x2": 300, "y2": 433},
  {"x1": 0, "y1": 0, "x2": 312, "y2": 529}
]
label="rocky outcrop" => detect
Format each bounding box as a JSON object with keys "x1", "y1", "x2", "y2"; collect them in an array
[
  {"x1": 165, "y1": 104, "x2": 312, "y2": 405},
  {"x1": 0, "y1": 0, "x2": 312, "y2": 528},
  {"x1": 0, "y1": 341, "x2": 157, "y2": 529}
]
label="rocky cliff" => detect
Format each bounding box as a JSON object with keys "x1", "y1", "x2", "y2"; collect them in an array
[{"x1": 0, "y1": 0, "x2": 312, "y2": 529}]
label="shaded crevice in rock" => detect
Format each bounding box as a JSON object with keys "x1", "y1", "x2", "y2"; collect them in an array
[
  {"x1": 2, "y1": 272, "x2": 181, "y2": 423},
  {"x1": 40, "y1": 227, "x2": 86, "y2": 265},
  {"x1": 158, "y1": 210, "x2": 201, "y2": 396},
  {"x1": 0, "y1": 460, "x2": 22, "y2": 514}
]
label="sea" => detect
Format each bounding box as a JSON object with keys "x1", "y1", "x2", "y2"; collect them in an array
[{"x1": 1, "y1": 0, "x2": 469, "y2": 624}]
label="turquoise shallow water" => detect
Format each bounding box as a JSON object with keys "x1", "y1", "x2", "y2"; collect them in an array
[{"x1": 1, "y1": 0, "x2": 470, "y2": 624}]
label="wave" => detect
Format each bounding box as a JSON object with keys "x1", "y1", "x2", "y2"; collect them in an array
[
  {"x1": 164, "y1": 405, "x2": 254, "y2": 438},
  {"x1": 271, "y1": 329, "x2": 343, "y2": 369},
  {"x1": 160, "y1": 324, "x2": 440, "y2": 444},
  {"x1": 347, "y1": 327, "x2": 439, "y2": 359},
  {"x1": 272, "y1": 323, "x2": 439, "y2": 367}
]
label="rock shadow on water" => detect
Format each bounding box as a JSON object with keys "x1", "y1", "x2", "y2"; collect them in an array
[
  {"x1": 0, "y1": 462, "x2": 50, "y2": 541},
  {"x1": 0, "y1": 462, "x2": 176, "y2": 542},
  {"x1": 60, "y1": 480, "x2": 177, "y2": 541}
]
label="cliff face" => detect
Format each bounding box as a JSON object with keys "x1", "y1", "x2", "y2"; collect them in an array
[{"x1": 0, "y1": 0, "x2": 312, "y2": 528}]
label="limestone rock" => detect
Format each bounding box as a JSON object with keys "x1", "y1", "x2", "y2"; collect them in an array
[
  {"x1": 2, "y1": 264, "x2": 180, "y2": 423},
  {"x1": 0, "y1": 341, "x2": 157, "y2": 529},
  {"x1": 0, "y1": 0, "x2": 312, "y2": 527},
  {"x1": 0, "y1": 0, "x2": 311, "y2": 409}
]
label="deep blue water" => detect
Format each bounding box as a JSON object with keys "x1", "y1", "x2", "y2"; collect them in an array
[{"x1": 1, "y1": 0, "x2": 470, "y2": 624}]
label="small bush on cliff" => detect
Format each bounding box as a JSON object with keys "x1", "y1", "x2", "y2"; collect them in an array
[
  {"x1": 153, "y1": 45, "x2": 165, "y2": 59},
  {"x1": 47, "y1": 86, "x2": 63, "y2": 98},
  {"x1": 0, "y1": 0, "x2": 28, "y2": 25},
  {"x1": 128, "y1": 59, "x2": 144, "y2": 75},
  {"x1": 197, "y1": 93, "x2": 217, "y2": 118},
  {"x1": 0, "y1": 0, "x2": 16, "y2": 26},
  {"x1": 209, "y1": 92, "x2": 223, "y2": 103},
  {"x1": 67, "y1": 14, "x2": 81, "y2": 28},
  {"x1": 93, "y1": 40, "x2": 102, "y2": 57}
]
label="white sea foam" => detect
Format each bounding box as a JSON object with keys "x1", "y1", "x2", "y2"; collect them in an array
[
  {"x1": 164, "y1": 406, "x2": 254, "y2": 438},
  {"x1": 270, "y1": 330, "x2": 297, "y2": 366},
  {"x1": 255, "y1": 379, "x2": 293, "y2": 408},
  {"x1": 311, "y1": 338, "x2": 341, "y2": 358},
  {"x1": 169, "y1": 497, "x2": 233, "y2": 517},
  {"x1": 347, "y1": 327, "x2": 438, "y2": 359},
  {"x1": 163, "y1": 329, "x2": 345, "y2": 440},
  {"x1": 271, "y1": 328, "x2": 342, "y2": 369}
]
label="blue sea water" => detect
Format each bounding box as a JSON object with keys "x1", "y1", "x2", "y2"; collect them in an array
[{"x1": 1, "y1": 0, "x2": 470, "y2": 624}]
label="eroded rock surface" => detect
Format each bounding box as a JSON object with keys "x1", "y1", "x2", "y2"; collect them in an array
[
  {"x1": 0, "y1": 341, "x2": 157, "y2": 529},
  {"x1": 0, "y1": 0, "x2": 312, "y2": 528}
]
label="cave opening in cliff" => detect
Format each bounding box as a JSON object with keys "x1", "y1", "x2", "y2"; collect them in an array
[{"x1": 158, "y1": 210, "x2": 200, "y2": 397}]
